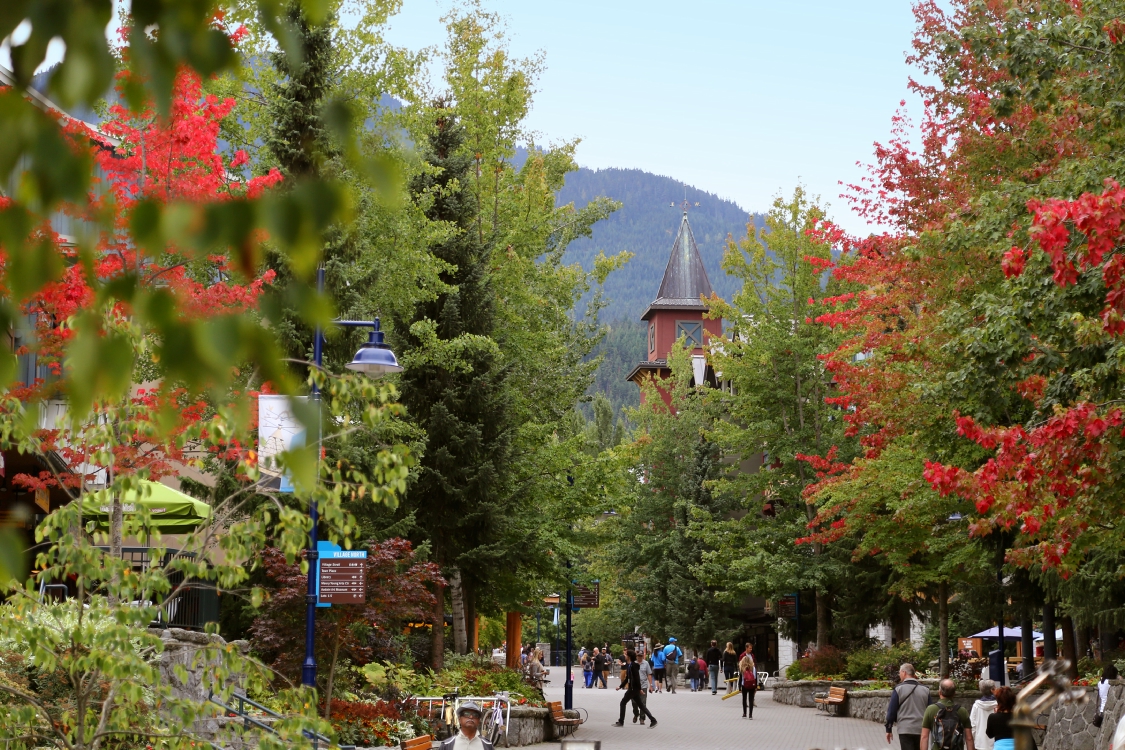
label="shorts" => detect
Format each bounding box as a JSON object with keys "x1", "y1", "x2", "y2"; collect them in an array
[{"x1": 654, "y1": 667, "x2": 666, "y2": 681}]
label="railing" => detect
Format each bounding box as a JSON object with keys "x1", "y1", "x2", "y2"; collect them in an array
[
  {"x1": 37, "y1": 547, "x2": 218, "y2": 631},
  {"x1": 207, "y1": 690, "x2": 354, "y2": 750}
]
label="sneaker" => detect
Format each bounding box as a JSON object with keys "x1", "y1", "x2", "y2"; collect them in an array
[
  {"x1": 649, "y1": 721, "x2": 658, "y2": 729},
  {"x1": 612, "y1": 721, "x2": 624, "y2": 727}
]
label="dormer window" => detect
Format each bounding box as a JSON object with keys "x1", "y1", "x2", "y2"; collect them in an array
[{"x1": 676, "y1": 320, "x2": 703, "y2": 348}]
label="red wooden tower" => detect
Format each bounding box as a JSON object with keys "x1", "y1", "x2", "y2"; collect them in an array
[{"x1": 626, "y1": 208, "x2": 720, "y2": 405}]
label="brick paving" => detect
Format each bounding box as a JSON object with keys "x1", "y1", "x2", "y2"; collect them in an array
[{"x1": 532, "y1": 674, "x2": 895, "y2": 750}]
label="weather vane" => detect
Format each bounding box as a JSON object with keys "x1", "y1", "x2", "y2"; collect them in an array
[{"x1": 669, "y1": 185, "x2": 700, "y2": 212}]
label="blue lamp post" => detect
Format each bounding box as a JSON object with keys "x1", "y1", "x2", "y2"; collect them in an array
[{"x1": 301, "y1": 267, "x2": 403, "y2": 688}]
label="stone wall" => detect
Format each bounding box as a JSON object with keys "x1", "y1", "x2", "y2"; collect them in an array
[
  {"x1": 772, "y1": 679, "x2": 943, "y2": 710},
  {"x1": 1041, "y1": 683, "x2": 1124, "y2": 750}
]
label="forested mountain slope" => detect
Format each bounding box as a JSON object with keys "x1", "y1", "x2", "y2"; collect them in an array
[{"x1": 557, "y1": 167, "x2": 762, "y2": 323}]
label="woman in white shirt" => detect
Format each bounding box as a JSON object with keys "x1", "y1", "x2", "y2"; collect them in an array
[{"x1": 1100, "y1": 664, "x2": 1119, "y2": 714}]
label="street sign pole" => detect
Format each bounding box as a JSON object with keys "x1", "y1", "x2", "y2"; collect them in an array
[{"x1": 565, "y1": 584, "x2": 573, "y2": 710}]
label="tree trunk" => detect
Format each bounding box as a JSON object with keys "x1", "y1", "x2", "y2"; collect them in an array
[
  {"x1": 432, "y1": 581, "x2": 445, "y2": 671},
  {"x1": 1042, "y1": 602, "x2": 1057, "y2": 660},
  {"x1": 1021, "y1": 618, "x2": 1035, "y2": 677},
  {"x1": 938, "y1": 581, "x2": 949, "y2": 678},
  {"x1": 815, "y1": 589, "x2": 830, "y2": 650},
  {"x1": 464, "y1": 583, "x2": 477, "y2": 654},
  {"x1": 449, "y1": 568, "x2": 468, "y2": 655},
  {"x1": 325, "y1": 617, "x2": 341, "y2": 719},
  {"x1": 1078, "y1": 624, "x2": 1092, "y2": 662},
  {"x1": 108, "y1": 471, "x2": 122, "y2": 606},
  {"x1": 1060, "y1": 614, "x2": 1079, "y2": 680},
  {"x1": 506, "y1": 612, "x2": 522, "y2": 669}
]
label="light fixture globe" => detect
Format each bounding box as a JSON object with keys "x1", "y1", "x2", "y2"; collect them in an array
[{"x1": 346, "y1": 321, "x2": 403, "y2": 376}]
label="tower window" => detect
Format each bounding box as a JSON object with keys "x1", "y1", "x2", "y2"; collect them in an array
[
  {"x1": 648, "y1": 323, "x2": 655, "y2": 354},
  {"x1": 676, "y1": 320, "x2": 703, "y2": 348}
]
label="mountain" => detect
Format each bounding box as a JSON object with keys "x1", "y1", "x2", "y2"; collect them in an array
[
  {"x1": 557, "y1": 167, "x2": 762, "y2": 323},
  {"x1": 555, "y1": 166, "x2": 762, "y2": 419}
]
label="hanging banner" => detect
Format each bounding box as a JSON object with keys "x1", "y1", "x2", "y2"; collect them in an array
[{"x1": 258, "y1": 395, "x2": 306, "y2": 493}]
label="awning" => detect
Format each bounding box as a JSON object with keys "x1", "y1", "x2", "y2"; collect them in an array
[
  {"x1": 80, "y1": 480, "x2": 211, "y2": 532},
  {"x1": 968, "y1": 627, "x2": 1042, "y2": 641}
]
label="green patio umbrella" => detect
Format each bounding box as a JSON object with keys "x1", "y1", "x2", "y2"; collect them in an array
[{"x1": 80, "y1": 480, "x2": 212, "y2": 532}]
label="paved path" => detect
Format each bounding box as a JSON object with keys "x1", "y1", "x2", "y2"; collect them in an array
[{"x1": 531, "y1": 675, "x2": 895, "y2": 750}]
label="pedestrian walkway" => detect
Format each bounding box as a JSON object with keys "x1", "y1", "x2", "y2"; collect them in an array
[{"x1": 535, "y1": 677, "x2": 893, "y2": 749}]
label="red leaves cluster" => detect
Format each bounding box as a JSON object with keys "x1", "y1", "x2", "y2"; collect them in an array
[{"x1": 924, "y1": 404, "x2": 1122, "y2": 568}]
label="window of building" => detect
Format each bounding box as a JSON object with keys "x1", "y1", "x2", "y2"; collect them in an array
[
  {"x1": 676, "y1": 320, "x2": 703, "y2": 348},
  {"x1": 648, "y1": 323, "x2": 655, "y2": 354}
]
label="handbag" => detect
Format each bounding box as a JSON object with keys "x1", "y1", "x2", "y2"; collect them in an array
[{"x1": 1094, "y1": 711, "x2": 1105, "y2": 728}]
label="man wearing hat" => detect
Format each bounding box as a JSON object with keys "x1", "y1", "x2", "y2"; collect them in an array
[{"x1": 442, "y1": 701, "x2": 494, "y2": 750}]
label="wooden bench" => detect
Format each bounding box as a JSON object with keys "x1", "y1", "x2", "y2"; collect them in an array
[
  {"x1": 401, "y1": 735, "x2": 433, "y2": 750},
  {"x1": 548, "y1": 701, "x2": 582, "y2": 737},
  {"x1": 814, "y1": 686, "x2": 847, "y2": 714}
]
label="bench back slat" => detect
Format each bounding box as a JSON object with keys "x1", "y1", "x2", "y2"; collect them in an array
[{"x1": 402, "y1": 736, "x2": 432, "y2": 750}]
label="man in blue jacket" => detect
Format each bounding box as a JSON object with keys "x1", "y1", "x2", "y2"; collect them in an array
[{"x1": 662, "y1": 638, "x2": 683, "y2": 694}]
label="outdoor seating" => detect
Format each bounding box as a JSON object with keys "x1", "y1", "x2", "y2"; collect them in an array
[
  {"x1": 400, "y1": 736, "x2": 432, "y2": 750},
  {"x1": 548, "y1": 700, "x2": 583, "y2": 737},
  {"x1": 814, "y1": 686, "x2": 848, "y2": 714}
]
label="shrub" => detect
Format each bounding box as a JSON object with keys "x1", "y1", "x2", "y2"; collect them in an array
[
  {"x1": 798, "y1": 645, "x2": 848, "y2": 679},
  {"x1": 785, "y1": 660, "x2": 807, "y2": 680},
  {"x1": 846, "y1": 643, "x2": 926, "y2": 681},
  {"x1": 328, "y1": 699, "x2": 414, "y2": 747}
]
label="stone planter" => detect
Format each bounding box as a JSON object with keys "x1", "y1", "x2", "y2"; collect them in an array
[{"x1": 772, "y1": 680, "x2": 941, "y2": 709}]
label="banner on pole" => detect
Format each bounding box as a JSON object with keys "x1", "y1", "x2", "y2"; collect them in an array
[{"x1": 258, "y1": 395, "x2": 306, "y2": 493}]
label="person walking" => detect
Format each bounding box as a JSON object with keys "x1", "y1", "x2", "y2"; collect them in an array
[
  {"x1": 651, "y1": 642, "x2": 667, "y2": 693},
  {"x1": 1100, "y1": 664, "x2": 1119, "y2": 718},
  {"x1": 601, "y1": 645, "x2": 611, "y2": 689},
  {"x1": 581, "y1": 648, "x2": 593, "y2": 689},
  {"x1": 985, "y1": 686, "x2": 1014, "y2": 750},
  {"x1": 705, "y1": 640, "x2": 722, "y2": 695},
  {"x1": 614, "y1": 650, "x2": 658, "y2": 729},
  {"x1": 722, "y1": 642, "x2": 739, "y2": 694},
  {"x1": 886, "y1": 663, "x2": 932, "y2": 750},
  {"x1": 592, "y1": 648, "x2": 608, "y2": 689},
  {"x1": 528, "y1": 649, "x2": 545, "y2": 692},
  {"x1": 634, "y1": 653, "x2": 653, "y2": 724},
  {"x1": 686, "y1": 654, "x2": 699, "y2": 691},
  {"x1": 738, "y1": 653, "x2": 758, "y2": 718},
  {"x1": 921, "y1": 679, "x2": 976, "y2": 750},
  {"x1": 970, "y1": 679, "x2": 997, "y2": 750},
  {"x1": 663, "y1": 638, "x2": 683, "y2": 693}
]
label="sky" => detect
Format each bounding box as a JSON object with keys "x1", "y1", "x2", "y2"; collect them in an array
[
  {"x1": 3, "y1": 0, "x2": 924, "y2": 235},
  {"x1": 380, "y1": 0, "x2": 924, "y2": 235}
]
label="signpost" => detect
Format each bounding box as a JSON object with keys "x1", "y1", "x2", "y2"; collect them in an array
[
  {"x1": 778, "y1": 594, "x2": 798, "y2": 619},
  {"x1": 572, "y1": 583, "x2": 600, "y2": 609},
  {"x1": 315, "y1": 541, "x2": 367, "y2": 607}
]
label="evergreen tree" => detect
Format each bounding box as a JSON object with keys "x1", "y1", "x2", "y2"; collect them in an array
[{"x1": 395, "y1": 105, "x2": 512, "y2": 664}]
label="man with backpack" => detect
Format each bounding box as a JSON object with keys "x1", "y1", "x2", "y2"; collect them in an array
[
  {"x1": 662, "y1": 638, "x2": 683, "y2": 693},
  {"x1": 886, "y1": 663, "x2": 932, "y2": 750},
  {"x1": 921, "y1": 679, "x2": 976, "y2": 750}
]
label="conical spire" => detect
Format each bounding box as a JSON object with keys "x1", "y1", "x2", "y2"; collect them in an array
[{"x1": 644, "y1": 211, "x2": 713, "y2": 318}]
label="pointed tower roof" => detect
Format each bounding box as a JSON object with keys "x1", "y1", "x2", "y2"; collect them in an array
[{"x1": 642, "y1": 211, "x2": 714, "y2": 320}]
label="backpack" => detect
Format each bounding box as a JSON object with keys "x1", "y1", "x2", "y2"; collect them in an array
[
  {"x1": 742, "y1": 668, "x2": 757, "y2": 688},
  {"x1": 931, "y1": 704, "x2": 964, "y2": 750}
]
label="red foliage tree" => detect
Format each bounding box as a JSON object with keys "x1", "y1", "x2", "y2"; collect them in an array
[{"x1": 249, "y1": 538, "x2": 443, "y2": 714}]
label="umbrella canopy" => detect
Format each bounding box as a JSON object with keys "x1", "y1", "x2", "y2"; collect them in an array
[
  {"x1": 968, "y1": 626, "x2": 1042, "y2": 641},
  {"x1": 80, "y1": 480, "x2": 211, "y2": 532}
]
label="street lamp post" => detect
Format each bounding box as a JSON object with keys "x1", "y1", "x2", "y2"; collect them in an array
[{"x1": 301, "y1": 266, "x2": 403, "y2": 688}]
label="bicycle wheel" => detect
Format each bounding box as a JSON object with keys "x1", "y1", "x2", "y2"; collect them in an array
[{"x1": 481, "y1": 708, "x2": 499, "y2": 744}]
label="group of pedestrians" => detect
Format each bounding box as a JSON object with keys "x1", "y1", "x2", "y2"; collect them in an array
[
  {"x1": 886, "y1": 662, "x2": 1005, "y2": 750},
  {"x1": 608, "y1": 638, "x2": 761, "y2": 730}
]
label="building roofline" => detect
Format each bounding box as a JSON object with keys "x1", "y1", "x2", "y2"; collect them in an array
[
  {"x1": 0, "y1": 65, "x2": 120, "y2": 147},
  {"x1": 625, "y1": 360, "x2": 669, "y2": 383}
]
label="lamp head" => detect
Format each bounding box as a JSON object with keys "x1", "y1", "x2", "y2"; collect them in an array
[{"x1": 346, "y1": 319, "x2": 403, "y2": 376}]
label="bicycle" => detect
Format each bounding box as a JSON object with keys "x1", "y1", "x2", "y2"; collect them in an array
[{"x1": 458, "y1": 693, "x2": 510, "y2": 747}]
